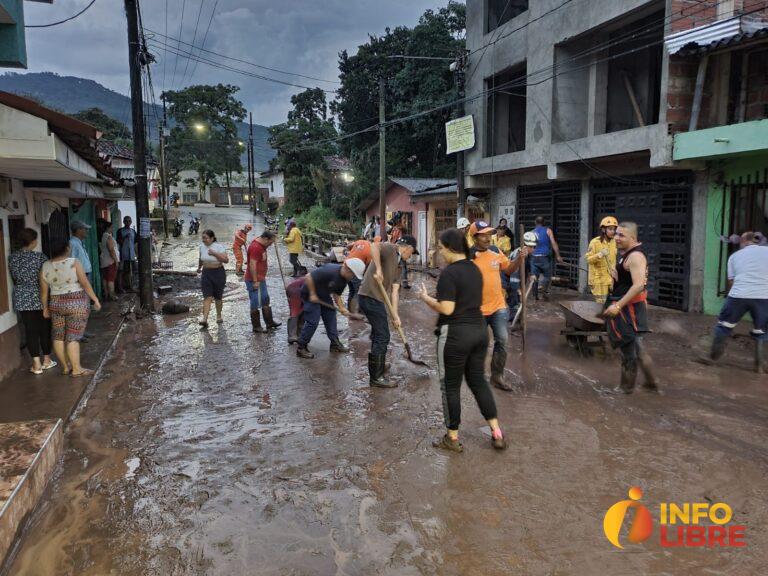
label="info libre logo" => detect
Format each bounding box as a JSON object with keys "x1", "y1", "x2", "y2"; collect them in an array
[{"x1": 603, "y1": 487, "x2": 746, "y2": 549}]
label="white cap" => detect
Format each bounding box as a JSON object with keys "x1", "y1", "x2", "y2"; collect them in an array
[
  {"x1": 345, "y1": 257, "x2": 366, "y2": 279},
  {"x1": 456, "y1": 217, "x2": 470, "y2": 229},
  {"x1": 523, "y1": 231, "x2": 538, "y2": 247}
]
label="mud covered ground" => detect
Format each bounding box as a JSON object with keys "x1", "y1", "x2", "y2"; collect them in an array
[{"x1": 7, "y1": 207, "x2": 768, "y2": 575}]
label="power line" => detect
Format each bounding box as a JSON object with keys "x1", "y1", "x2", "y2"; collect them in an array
[
  {"x1": 170, "y1": 0, "x2": 187, "y2": 90},
  {"x1": 187, "y1": 0, "x2": 220, "y2": 84},
  {"x1": 25, "y1": 0, "x2": 97, "y2": 28},
  {"x1": 147, "y1": 38, "x2": 338, "y2": 93},
  {"x1": 181, "y1": 0, "x2": 206, "y2": 86},
  {"x1": 146, "y1": 28, "x2": 340, "y2": 84}
]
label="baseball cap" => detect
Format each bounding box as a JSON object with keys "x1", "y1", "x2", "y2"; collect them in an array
[
  {"x1": 396, "y1": 235, "x2": 419, "y2": 255},
  {"x1": 70, "y1": 220, "x2": 91, "y2": 234},
  {"x1": 345, "y1": 257, "x2": 366, "y2": 280},
  {"x1": 469, "y1": 220, "x2": 495, "y2": 236},
  {"x1": 456, "y1": 217, "x2": 470, "y2": 229}
]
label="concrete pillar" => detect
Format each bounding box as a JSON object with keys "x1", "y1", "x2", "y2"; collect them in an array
[
  {"x1": 578, "y1": 179, "x2": 591, "y2": 293},
  {"x1": 688, "y1": 171, "x2": 708, "y2": 312}
]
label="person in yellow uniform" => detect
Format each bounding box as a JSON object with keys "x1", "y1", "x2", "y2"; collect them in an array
[
  {"x1": 584, "y1": 216, "x2": 618, "y2": 303},
  {"x1": 492, "y1": 226, "x2": 512, "y2": 256},
  {"x1": 284, "y1": 220, "x2": 304, "y2": 277},
  {"x1": 457, "y1": 217, "x2": 474, "y2": 248}
]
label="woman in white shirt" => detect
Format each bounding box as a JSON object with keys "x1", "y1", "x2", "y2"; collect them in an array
[
  {"x1": 40, "y1": 239, "x2": 102, "y2": 377},
  {"x1": 196, "y1": 229, "x2": 229, "y2": 328}
]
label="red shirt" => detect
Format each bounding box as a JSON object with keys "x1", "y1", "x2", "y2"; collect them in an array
[{"x1": 245, "y1": 240, "x2": 268, "y2": 282}]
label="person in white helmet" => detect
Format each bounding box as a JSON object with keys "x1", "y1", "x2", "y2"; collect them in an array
[
  {"x1": 296, "y1": 258, "x2": 365, "y2": 359},
  {"x1": 457, "y1": 216, "x2": 474, "y2": 248}
]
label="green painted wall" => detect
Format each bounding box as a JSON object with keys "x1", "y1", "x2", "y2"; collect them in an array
[
  {"x1": 0, "y1": 0, "x2": 27, "y2": 68},
  {"x1": 703, "y1": 154, "x2": 768, "y2": 315}
]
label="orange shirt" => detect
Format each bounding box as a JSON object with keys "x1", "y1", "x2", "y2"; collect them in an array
[
  {"x1": 346, "y1": 239, "x2": 373, "y2": 266},
  {"x1": 473, "y1": 249, "x2": 513, "y2": 316}
]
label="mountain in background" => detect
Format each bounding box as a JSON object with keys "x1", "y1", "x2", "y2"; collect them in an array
[{"x1": 0, "y1": 72, "x2": 275, "y2": 171}]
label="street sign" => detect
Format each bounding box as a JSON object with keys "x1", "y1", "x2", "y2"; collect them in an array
[{"x1": 445, "y1": 115, "x2": 475, "y2": 155}]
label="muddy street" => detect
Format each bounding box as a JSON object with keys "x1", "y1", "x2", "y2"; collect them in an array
[{"x1": 7, "y1": 207, "x2": 768, "y2": 575}]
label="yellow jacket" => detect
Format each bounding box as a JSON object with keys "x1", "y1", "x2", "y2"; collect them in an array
[
  {"x1": 585, "y1": 236, "x2": 617, "y2": 286},
  {"x1": 465, "y1": 231, "x2": 475, "y2": 248},
  {"x1": 492, "y1": 234, "x2": 512, "y2": 256},
  {"x1": 284, "y1": 227, "x2": 303, "y2": 254}
]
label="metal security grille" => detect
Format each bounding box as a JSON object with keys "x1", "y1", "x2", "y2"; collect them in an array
[
  {"x1": 716, "y1": 169, "x2": 768, "y2": 296},
  {"x1": 592, "y1": 173, "x2": 692, "y2": 310},
  {"x1": 517, "y1": 182, "x2": 582, "y2": 288}
]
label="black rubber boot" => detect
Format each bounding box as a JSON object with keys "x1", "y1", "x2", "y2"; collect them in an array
[
  {"x1": 297, "y1": 345, "x2": 315, "y2": 359},
  {"x1": 756, "y1": 340, "x2": 765, "y2": 374},
  {"x1": 614, "y1": 364, "x2": 638, "y2": 394},
  {"x1": 710, "y1": 333, "x2": 728, "y2": 362},
  {"x1": 287, "y1": 317, "x2": 299, "y2": 344},
  {"x1": 369, "y1": 353, "x2": 397, "y2": 388},
  {"x1": 637, "y1": 345, "x2": 659, "y2": 392},
  {"x1": 251, "y1": 311, "x2": 266, "y2": 333},
  {"x1": 490, "y1": 348, "x2": 512, "y2": 391},
  {"x1": 329, "y1": 338, "x2": 350, "y2": 353},
  {"x1": 262, "y1": 305, "x2": 282, "y2": 330}
]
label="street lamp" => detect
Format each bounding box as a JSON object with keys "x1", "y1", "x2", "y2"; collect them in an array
[
  {"x1": 193, "y1": 123, "x2": 206, "y2": 133},
  {"x1": 341, "y1": 171, "x2": 355, "y2": 183}
]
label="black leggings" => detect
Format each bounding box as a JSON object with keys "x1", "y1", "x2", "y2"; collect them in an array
[
  {"x1": 289, "y1": 253, "x2": 301, "y2": 275},
  {"x1": 20, "y1": 310, "x2": 52, "y2": 358},
  {"x1": 436, "y1": 322, "x2": 498, "y2": 431}
]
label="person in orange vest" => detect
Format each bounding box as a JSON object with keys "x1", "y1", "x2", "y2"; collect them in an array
[{"x1": 232, "y1": 223, "x2": 252, "y2": 276}]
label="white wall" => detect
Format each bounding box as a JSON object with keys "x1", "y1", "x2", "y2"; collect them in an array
[{"x1": 269, "y1": 172, "x2": 285, "y2": 201}]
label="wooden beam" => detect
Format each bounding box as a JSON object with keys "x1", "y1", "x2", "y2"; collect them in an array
[
  {"x1": 689, "y1": 54, "x2": 710, "y2": 132},
  {"x1": 621, "y1": 71, "x2": 645, "y2": 128}
]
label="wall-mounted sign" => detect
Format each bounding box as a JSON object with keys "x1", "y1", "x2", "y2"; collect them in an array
[{"x1": 445, "y1": 115, "x2": 475, "y2": 155}]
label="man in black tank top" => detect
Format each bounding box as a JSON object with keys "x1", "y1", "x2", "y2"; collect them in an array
[{"x1": 603, "y1": 222, "x2": 658, "y2": 394}]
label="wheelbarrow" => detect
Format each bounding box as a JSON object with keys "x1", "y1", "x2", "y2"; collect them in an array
[{"x1": 559, "y1": 300, "x2": 608, "y2": 357}]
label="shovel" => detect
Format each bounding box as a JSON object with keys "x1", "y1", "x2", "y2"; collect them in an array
[{"x1": 375, "y1": 278, "x2": 429, "y2": 367}]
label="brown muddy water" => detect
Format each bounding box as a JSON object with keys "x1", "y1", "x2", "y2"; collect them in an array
[{"x1": 6, "y1": 209, "x2": 768, "y2": 575}]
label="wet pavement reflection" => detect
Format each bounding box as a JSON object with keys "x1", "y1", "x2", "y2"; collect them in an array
[{"x1": 8, "y1": 207, "x2": 768, "y2": 575}]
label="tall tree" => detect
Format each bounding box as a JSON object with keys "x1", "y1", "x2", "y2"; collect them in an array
[
  {"x1": 268, "y1": 88, "x2": 338, "y2": 214},
  {"x1": 163, "y1": 84, "x2": 246, "y2": 201},
  {"x1": 332, "y1": 2, "x2": 465, "y2": 204},
  {"x1": 73, "y1": 107, "x2": 132, "y2": 147}
]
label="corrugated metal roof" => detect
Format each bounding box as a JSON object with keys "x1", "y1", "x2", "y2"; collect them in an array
[
  {"x1": 665, "y1": 15, "x2": 767, "y2": 54},
  {"x1": 675, "y1": 26, "x2": 768, "y2": 55},
  {"x1": 390, "y1": 177, "x2": 456, "y2": 193}
]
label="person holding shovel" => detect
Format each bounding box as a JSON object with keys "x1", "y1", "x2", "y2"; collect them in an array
[
  {"x1": 470, "y1": 221, "x2": 526, "y2": 391},
  {"x1": 285, "y1": 266, "x2": 309, "y2": 344},
  {"x1": 245, "y1": 230, "x2": 281, "y2": 333},
  {"x1": 232, "y1": 223, "x2": 252, "y2": 276},
  {"x1": 357, "y1": 236, "x2": 418, "y2": 388},
  {"x1": 418, "y1": 228, "x2": 507, "y2": 453},
  {"x1": 585, "y1": 216, "x2": 618, "y2": 303},
  {"x1": 296, "y1": 258, "x2": 365, "y2": 359}
]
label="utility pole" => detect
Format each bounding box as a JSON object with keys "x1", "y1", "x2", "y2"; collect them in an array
[
  {"x1": 125, "y1": 0, "x2": 154, "y2": 311},
  {"x1": 454, "y1": 50, "x2": 467, "y2": 219},
  {"x1": 159, "y1": 96, "x2": 170, "y2": 239},
  {"x1": 378, "y1": 77, "x2": 386, "y2": 237},
  {"x1": 248, "y1": 112, "x2": 256, "y2": 212}
]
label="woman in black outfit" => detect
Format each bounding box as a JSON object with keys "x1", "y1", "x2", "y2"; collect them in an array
[{"x1": 418, "y1": 228, "x2": 507, "y2": 453}]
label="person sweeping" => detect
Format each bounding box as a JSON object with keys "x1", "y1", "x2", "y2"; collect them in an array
[
  {"x1": 232, "y1": 223, "x2": 252, "y2": 276},
  {"x1": 283, "y1": 220, "x2": 304, "y2": 277},
  {"x1": 418, "y1": 228, "x2": 507, "y2": 453}
]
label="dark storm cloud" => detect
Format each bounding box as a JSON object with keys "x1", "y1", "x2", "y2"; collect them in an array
[{"x1": 21, "y1": 0, "x2": 446, "y2": 126}]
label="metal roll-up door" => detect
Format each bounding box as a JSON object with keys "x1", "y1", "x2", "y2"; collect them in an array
[
  {"x1": 591, "y1": 173, "x2": 692, "y2": 310},
  {"x1": 517, "y1": 182, "x2": 581, "y2": 288}
]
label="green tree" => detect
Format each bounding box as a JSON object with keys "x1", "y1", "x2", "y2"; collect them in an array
[
  {"x1": 268, "y1": 88, "x2": 338, "y2": 215},
  {"x1": 163, "y1": 84, "x2": 246, "y2": 201},
  {"x1": 332, "y1": 2, "x2": 465, "y2": 207},
  {"x1": 73, "y1": 107, "x2": 132, "y2": 147}
]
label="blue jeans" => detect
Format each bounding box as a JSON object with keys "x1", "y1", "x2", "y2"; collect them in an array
[
  {"x1": 715, "y1": 297, "x2": 768, "y2": 341},
  {"x1": 347, "y1": 277, "x2": 361, "y2": 310},
  {"x1": 358, "y1": 295, "x2": 390, "y2": 355},
  {"x1": 245, "y1": 281, "x2": 270, "y2": 310},
  {"x1": 485, "y1": 309, "x2": 508, "y2": 355},
  {"x1": 530, "y1": 255, "x2": 552, "y2": 297},
  {"x1": 298, "y1": 298, "x2": 338, "y2": 346},
  {"x1": 507, "y1": 277, "x2": 521, "y2": 319}
]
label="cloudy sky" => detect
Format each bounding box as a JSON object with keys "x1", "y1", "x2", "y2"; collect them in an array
[{"x1": 23, "y1": 0, "x2": 447, "y2": 126}]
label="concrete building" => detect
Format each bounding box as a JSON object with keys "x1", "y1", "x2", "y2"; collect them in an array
[
  {"x1": 463, "y1": 0, "x2": 768, "y2": 311},
  {"x1": 263, "y1": 170, "x2": 285, "y2": 207}
]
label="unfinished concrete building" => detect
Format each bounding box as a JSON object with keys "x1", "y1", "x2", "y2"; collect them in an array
[{"x1": 464, "y1": 0, "x2": 768, "y2": 312}]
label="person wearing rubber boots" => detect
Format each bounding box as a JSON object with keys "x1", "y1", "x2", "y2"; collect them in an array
[
  {"x1": 232, "y1": 223, "x2": 252, "y2": 276},
  {"x1": 530, "y1": 216, "x2": 564, "y2": 300},
  {"x1": 470, "y1": 221, "x2": 525, "y2": 391},
  {"x1": 285, "y1": 266, "x2": 308, "y2": 344},
  {"x1": 585, "y1": 216, "x2": 618, "y2": 304},
  {"x1": 357, "y1": 236, "x2": 418, "y2": 388},
  {"x1": 603, "y1": 222, "x2": 658, "y2": 394},
  {"x1": 245, "y1": 230, "x2": 281, "y2": 333},
  {"x1": 296, "y1": 258, "x2": 366, "y2": 359},
  {"x1": 704, "y1": 232, "x2": 768, "y2": 373}
]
